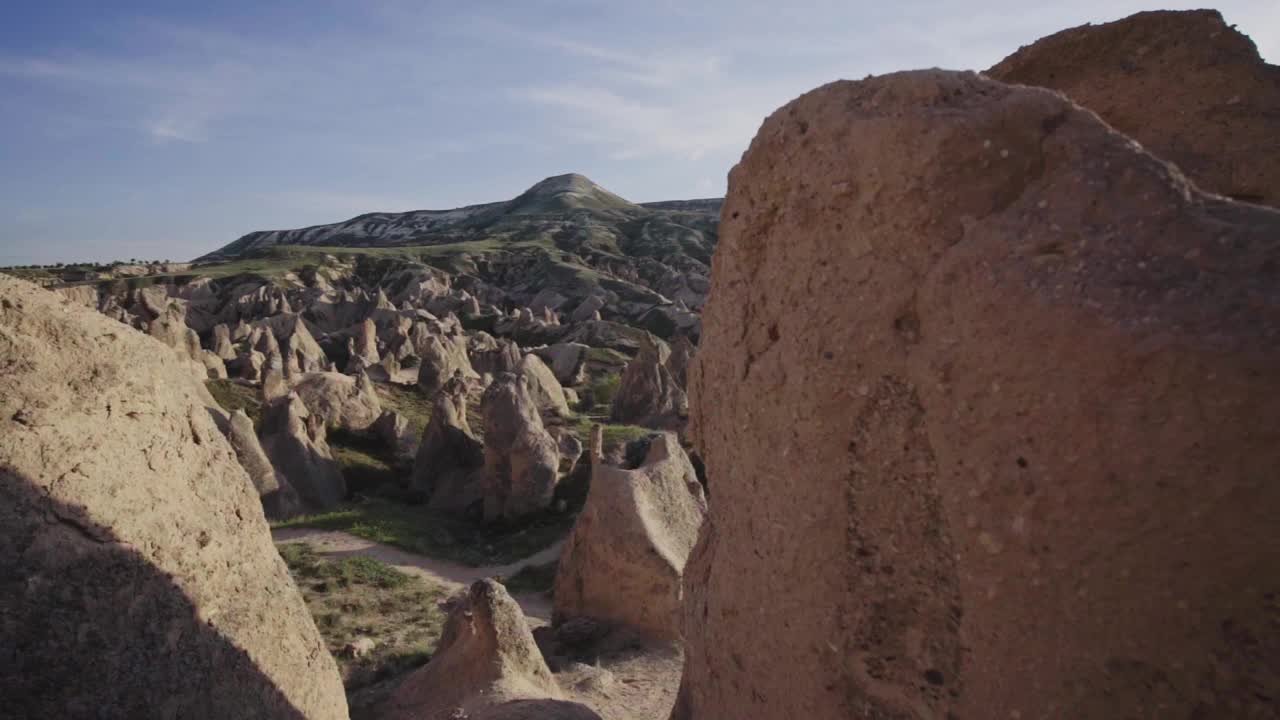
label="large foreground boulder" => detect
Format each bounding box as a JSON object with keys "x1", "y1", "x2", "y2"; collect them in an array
[
  {"x1": 479, "y1": 374, "x2": 561, "y2": 522},
  {"x1": 988, "y1": 9, "x2": 1280, "y2": 207},
  {"x1": 0, "y1": 275, "x2": 348, "y2": 719},
  {"x1": 678, "y1": 70, "x2": 1280, "y2": 720},
  {"x1": 385, "y1": 579, "x2": 561, "y2": 720},
  {"x1": 553, "y1": 433, "x2": 707, "y2": 640}
]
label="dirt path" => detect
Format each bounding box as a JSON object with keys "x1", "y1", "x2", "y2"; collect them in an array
[{"x1": 272, "y1": 527, "x2": 560, "y2": 622}]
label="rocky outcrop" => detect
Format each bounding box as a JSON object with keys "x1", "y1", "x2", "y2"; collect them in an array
[
  {"x1": 215, "y1": 408, "x2": 302, "y2": 520},
  {"x1": 210, "y1": 322, "x2": 238, "y2": 360},
  {"x1": 610, "y1": 333, "x2": 686, "y2": 428},
  {"x1": 678, "y1": 70, "x2": 1280, "y2": 720},
  {"x1": 569, "y1": 295, "x2": 605, "y2": 323},
  {"x1": 554, "y1": 433, "x2": 706, "y2": 640},
  {"x1": 479, "y1": 374, "x2": 561, "y2": 522},
  {"x1": 260, "y1": 393, "x2": 346, "y2": 511},
  {"x1": 533, "y1": 342, "x2": 589, "y2": 386},
  {"x1": 412, "y1": 373, "x2": 485, "y2": 512},
  {"x1": 351, "y1": 317, "x2": 380, "y2": 367},
  {"x1": 148, "y1": 302, "x2": 202, "y2": 362},
  {"x1": 290, "y1": 370, "x2": 383, "y2": 433},
  {"x1": 416, "y1": 325, "x2": 477, "y2": 395},
  {"x1": 988, "y1": 9, "x2": 1280, "y2": 207},
  {"x1": 385, "y1": 579, "x2": 561, "y2": 720},
  {"x1": 0, "y1": 275, "x2": 347, "y2": 719},
  {"x1": 518, "y1": 353, "x2": 571, "y2": 417},
  {"x1": 471, "y1": 333, "x2": 522, "y2": 376},
  {"x1": 261, "y1": 313, "x2": 327, "y2": 375}
]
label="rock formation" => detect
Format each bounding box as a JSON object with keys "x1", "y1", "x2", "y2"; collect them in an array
[
  {"x1": 988, "y1": 9, "x2": 1280, "y2": 207},
  {"x1": 412, "y1": 372, "x2": 485, "y2": 511},
  {"x1": 290, "y1": 370, "x2": 383, "y2": 433},
  {"x1": 677, "y1": 70, "x2": 1280, "y2": 719},
  {"x1": 610, "y1": 333, "x2": 686, "y2": 428},
  {"x1": 352, "y1": 317, "x2": 380, "y2": 367},
  {"x1": 210, "y1": 322, "x2": 237, "y2": 360},
  {"x1": 0, "y1": 275, "x2": 347, "y2": 719},
  {"x1": 533, "y1": 342, "x2": 589, "y2": 386},
  {"x1": 260, "y1": 393, "x2": 346, "y2": 511},
  {"x1": 518, "y1": 353, "x2": 571, "y2": 417},
  {"x1": 553, "y1": 433, "x2": 706, "y2": 640},
  {"x1": 214, "y1": 408, "x2": 302, "y2": 520},
  {"x1": 479, "y1": 373, "x2": 561, "y2": 522},
  {"x1": 384, "y1": 579, "x2": 561, "y2": 720},
  {"x1": 416, "y1": 326, "x2": 477, "y2": 395}
]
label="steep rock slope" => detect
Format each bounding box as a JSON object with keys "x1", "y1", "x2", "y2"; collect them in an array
[{"x1": 0, "y1": 275, "x2": 348, "y2": 719}]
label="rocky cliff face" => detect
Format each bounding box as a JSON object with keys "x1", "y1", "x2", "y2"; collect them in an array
[
  {"x1": 0, "y1": 274, "x2": 348, "y2": 719},
  {"x1": 680, "y1": 69, "x2": 1280, "y2": 719}
]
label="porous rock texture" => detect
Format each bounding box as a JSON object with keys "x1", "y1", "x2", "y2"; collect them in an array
[
  {"x1": 678, "y1": 70, "x2": 1280, "y2": 719},
  {"x1": 479, "y1": 373, "x2": 561, "y2": 522},
  {"x1": 988, "y1": 9, "x2": 1280, "y2": 207},
  {"x1": 554, "y1": 433, "x2": 707, "y2": 641},
  {"x1": 0, "y1": 275, "x2": 348, "y2": 719},
  {"x1": 384, "y1": 579, "x2": 562, "y2": 720}
]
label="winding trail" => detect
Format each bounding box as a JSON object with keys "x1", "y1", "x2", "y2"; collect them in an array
[{"x1": 271, "y1": 527, "x2": 561, "y2": 623}]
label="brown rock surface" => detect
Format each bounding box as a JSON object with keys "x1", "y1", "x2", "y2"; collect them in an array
[
  {"x1": 384, "y1": 579, "x2": 561, "y2": 720},
  {"x1": 988, "y1": 8, "x2": 1280, "y2": 207},
  {"x1": 0, "y1": 275, "x2": 347, "y2": 719},
  {"x1": 679, "y1": 70, "x2": 1280, "y2": 719},
  {"x1": 554, "y1": 433, "x2": 706, "y2": 641}
]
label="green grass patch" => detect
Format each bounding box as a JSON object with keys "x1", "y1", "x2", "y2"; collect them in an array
[
  {"x1": 585, "y1": 346, "x2": 629, "y2": 366},
  {"x1": 373, "y1": 382, "x2": 433, "y2": 440},
  {"x1": 274, "y1": 496, "x2": 574, "y2": 567},
  {"x1": 206, "y1": 379, "x2": 263, "y2": 427},
  {"x1": 328, "y1": 429, "x2": 402, "y2": 496},
  {"x1": 496, "y1": 559, "x2": 558, "y2": 595},
  {"x1": 276, "y1": 542, "x2": 447, "y2": 705},
  {"x1": 565, "y1": 413, "x2": 651, "y2": 454},
  {"x1": 582, "y1": 373, "x2": 621, "y2": 409}
]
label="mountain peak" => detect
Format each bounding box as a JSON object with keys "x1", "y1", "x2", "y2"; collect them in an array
[{"x1": 508, "y1": 173, "x2": 635, "y2": 214}]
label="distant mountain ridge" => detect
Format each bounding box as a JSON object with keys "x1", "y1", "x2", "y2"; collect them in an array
[{"x1": 197, "y1": 174, "x2": 723, "y2": 263}]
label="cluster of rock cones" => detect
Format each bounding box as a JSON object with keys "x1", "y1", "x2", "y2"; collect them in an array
[{"x1": 2, "y1": 8, "x2": 1278, "y2": 720}]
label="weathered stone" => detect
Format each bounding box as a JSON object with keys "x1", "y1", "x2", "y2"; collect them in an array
[
  {"x1": 479, "y1": 374, "x2": 561, "y2": 522},
  {"x1": 0, "y1": 275, "x2": 347, "y2": 719},
  {"x1": 678, "y1": 70, "x2": 1280, "y2": 720},
  {"x1": 260, "y1": 393, "x2": 346, "y2": 511},
  {"x1": 554, "y1": 433, "x2": 706, "y2": 641},
  {"x1": 989, "y1": 9, "x2": 1280, "y2": 207},
  {"x1": 385, "y1": 580, "x2": 561, "y2": 720},
  {"x1": 412, "y1": 373, "x2": 485, "y2": 512},
  {"x1": 610, "y1": 333, "x2": 686, "y2": 428}
]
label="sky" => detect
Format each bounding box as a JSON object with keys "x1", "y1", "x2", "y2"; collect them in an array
[{"x1": 1, "y1": 1, "x2": 1276, "y2": 265}]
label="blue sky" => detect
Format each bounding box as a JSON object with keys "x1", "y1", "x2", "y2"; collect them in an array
[{"x1": 1, "y1": 1, "x2": 1276, "y2": 265}]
